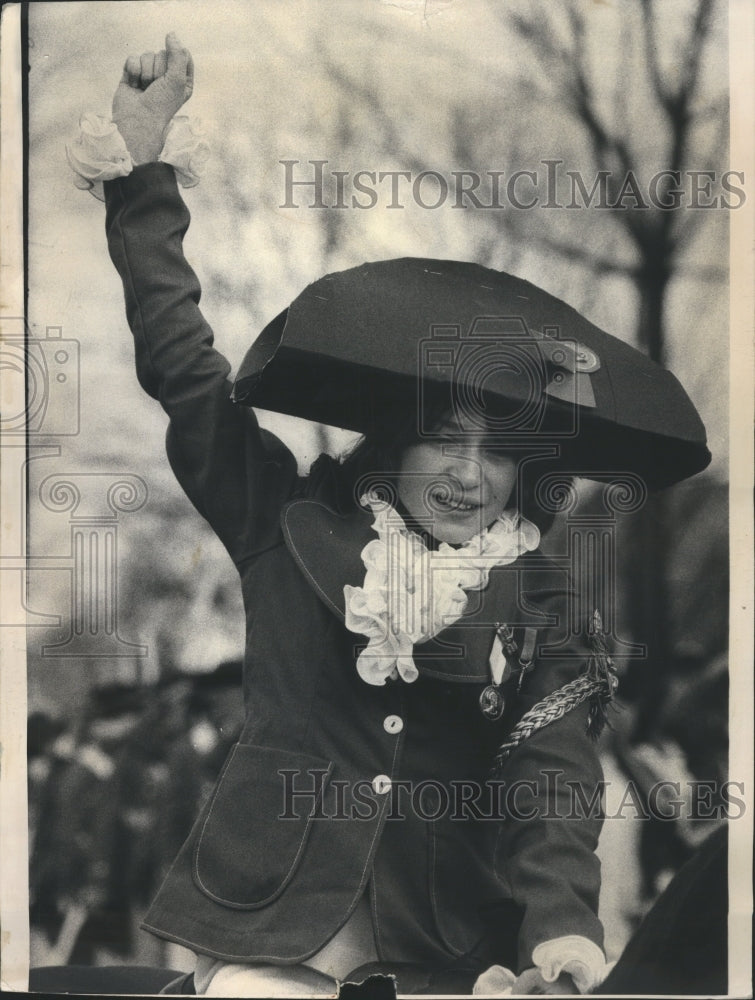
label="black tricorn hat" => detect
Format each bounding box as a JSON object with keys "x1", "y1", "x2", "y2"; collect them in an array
[{"x1": 233, "y1": 258, "x2": 711, "y2": 490}]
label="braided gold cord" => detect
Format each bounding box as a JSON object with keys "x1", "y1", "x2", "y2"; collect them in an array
[{"x1": 493, "y1": 673, "x2": 608, "y2": 771}]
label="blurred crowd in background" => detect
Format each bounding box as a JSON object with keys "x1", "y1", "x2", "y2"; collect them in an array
[
  {"x1": 28, "y1": 663, "x2": 245, "y2": 971},
  {"x1": 27, "y1": 643, "x2": 728, "y2": 969}
]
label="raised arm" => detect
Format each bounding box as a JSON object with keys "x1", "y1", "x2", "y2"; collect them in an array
[{"x1": 104, "y1": 36, "x2": 298, "y2": 565}]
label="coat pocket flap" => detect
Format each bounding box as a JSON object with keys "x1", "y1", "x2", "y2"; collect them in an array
[{"x1": 192, "y1": 743, "x2": 333, "y2": 909}]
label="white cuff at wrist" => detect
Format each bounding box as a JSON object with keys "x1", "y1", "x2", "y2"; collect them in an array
[
  {"x1": 66, "y1": 112, "x2": 210, "y2": 201},
  {"x1": 532, "y1": 935, "x2": 609, "y2": 994},
  {"x1": 158, "y1": 115, "x2": 210, "y2": 188},
  {"x1": 66, "y1": 113, "x2": 133, "y2": 198}
]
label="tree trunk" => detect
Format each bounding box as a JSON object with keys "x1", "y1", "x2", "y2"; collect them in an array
[{"x1": 625, "y1": 261, "x2": 672, "y2": 741}]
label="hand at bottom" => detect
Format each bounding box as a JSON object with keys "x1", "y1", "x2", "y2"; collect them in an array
[
  {"x1": 473, "y1": 964, "x2": 579, "y2": 996},
  {"x1": 513, "y1": 967, "x2": 578, "y2": 994}
]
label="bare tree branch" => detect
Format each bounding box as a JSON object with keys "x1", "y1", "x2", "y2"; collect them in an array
[
  {"x1": 526, "y1": 235, "x2": 638, "y2": 277},
  {"x1": 316, "y1": 48, "x2": 428, "y2": 177},
  {"x1": 641, "y1": 1, "x2": 675, "y2": 113},
  {"x1": 668, "y1": 0, "x2": 714, "y2": 172}
]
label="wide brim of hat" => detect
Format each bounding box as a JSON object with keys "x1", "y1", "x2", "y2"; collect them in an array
[{"x1": 233, "y1": 258, "x2": 711, "y2": 490}]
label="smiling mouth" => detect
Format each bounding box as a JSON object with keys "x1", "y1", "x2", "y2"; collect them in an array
[{"x1": 431, "y1": 493, "x2": 483, "y2": 514}]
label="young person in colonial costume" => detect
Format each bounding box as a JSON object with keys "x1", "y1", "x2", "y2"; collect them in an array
[{"x1": 67, "y1": 34, "x2": 711, "y2": 996}]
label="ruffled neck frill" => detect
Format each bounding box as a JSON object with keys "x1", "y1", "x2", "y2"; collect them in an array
[{"x1": 343, "y1": 492, "x2": 540, "y2": 686}]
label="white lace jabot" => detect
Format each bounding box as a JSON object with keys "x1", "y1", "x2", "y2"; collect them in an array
[{"x1": 344, "y1": 492, "x2": 540, "y2": 687}]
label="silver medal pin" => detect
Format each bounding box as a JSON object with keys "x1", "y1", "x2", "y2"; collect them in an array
[{"x1": 480, "y1": 625, "x2": 515, "y2": 720}]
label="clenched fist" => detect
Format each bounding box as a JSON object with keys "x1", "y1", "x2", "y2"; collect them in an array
[{"x1": 112, "y1": 32, "x2": 194, "y2": 165}]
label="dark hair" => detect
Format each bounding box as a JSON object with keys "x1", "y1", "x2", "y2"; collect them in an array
[{"x1": 337, "y1": 401, "x2": 565, "y2": 537}]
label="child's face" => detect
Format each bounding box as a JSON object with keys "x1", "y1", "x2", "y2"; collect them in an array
[{"x1": 396, "y1": 416, "x2": 517, "y2": 543}]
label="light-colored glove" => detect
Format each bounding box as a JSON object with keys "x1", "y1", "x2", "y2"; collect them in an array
[
  {"x1": 111, "y1": 31, "x2": 194, "y2": 165},
  {"x1": 473, "y1": 964, "x2": 577, "y2": 995},
  {"x1": 472, "y1": 964, "x2": 517, "y2": 995}
]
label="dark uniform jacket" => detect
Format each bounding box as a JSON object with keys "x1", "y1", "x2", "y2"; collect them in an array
[{"x1": 104, "y1": 164, "x2": 604, "y2": 973}]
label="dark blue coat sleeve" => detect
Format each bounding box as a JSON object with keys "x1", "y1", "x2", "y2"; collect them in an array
[
  {"x1": 104, "y1": 163, "x2": 299, "y2": 564},
  {"x1": 494, "y1": 582, "x2": 606, "y2": 965},
  {"x1": 496, "y1": 704, "x2": 605, "y2": 965}
]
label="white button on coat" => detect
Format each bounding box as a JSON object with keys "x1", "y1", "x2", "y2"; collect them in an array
[
  {"x1": 383, "y1": 715, "x2": 403, "y2": 734},
  {"x1": 372, "y1": 774, "x2": 392, "y2": 794}
]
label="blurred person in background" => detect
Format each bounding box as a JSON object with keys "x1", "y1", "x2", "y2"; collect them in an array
[
  {"x1": 30, "y1": 684, "x2": 145, "y2": 966},
  {"x1": 615, "y1": 651, "x2": 728, "y2": 905}
]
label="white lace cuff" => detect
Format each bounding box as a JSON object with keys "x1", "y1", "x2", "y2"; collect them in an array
[
  {"x1": 66, "y1": 113, "x2": 133, "y2": 195},
  {"x1": 472, "y1": 936, "x2": 608, "y2": 995},
  {"x1": 159, "y1": 115, "x2": 210, "y2": 187},
  {"x1": 531, "y1": 935, "x2": 609, "y2": 994},
  {"x1": 66, "y1": 112, "x2": 209, "y2": 201}
]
